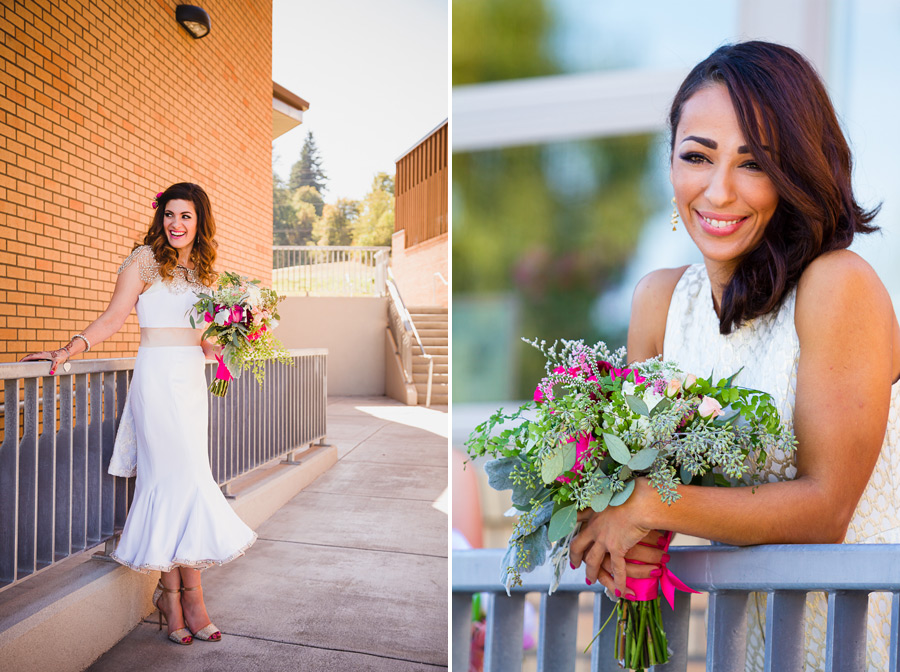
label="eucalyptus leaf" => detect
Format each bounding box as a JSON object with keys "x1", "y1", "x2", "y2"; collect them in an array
[
  {"x1": 625, "y1": 395, "x2": 650, "y2": 417},
  {"x1": 628, "y1": 448, "x2": 659, "y2": 471},
  {"x1": 541, "y1": 449, "x2": 564, "y2": 484},
  {"x1": 561, "y1": 439, "x2": 578, "y2": 473},
  {"x1": 609, "y1": 479, "x2": 636, "y2": 506},
  {"x1": 590, "y1": 489, "x2": 614, "y2": 512},
  {"x1": 484, "y1": 457, "x2": 519, "y2": 491},
  {"x1": 547, "y1": 504, "x2": 577, "y2": 542},
  {"x1": 650, "y1": 397, "x2": 672, "y2": 417},
  {"x1": 680, "y1": 464, "x2": 695, "y2": 485},
  {"x1": 603, "y1": 433, "x2": 632, "y2": 465},
  {"x1": 617, "y1": 466, "x2": 632, "y2": 480},
  {"x1": 511, "y1": 500, "x2": 554, "y2": 541}
]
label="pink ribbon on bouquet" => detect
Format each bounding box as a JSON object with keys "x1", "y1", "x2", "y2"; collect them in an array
[
  {"x1": 214, "y1": 354, "x2": 233, "y2": 382},
  {"x1": 623, "y1": 530, "x2": 699, "y2": 609}
]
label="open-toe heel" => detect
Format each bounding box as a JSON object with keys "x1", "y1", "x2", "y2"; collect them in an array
[
  {"x1": 182, "y1": 585, "x2": 222, "y2": 642},
  {"x1": 154, "y1": 581, "x2": 193, "y2": 645}
]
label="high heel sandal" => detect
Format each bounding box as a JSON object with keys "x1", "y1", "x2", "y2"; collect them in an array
[
  {"x1": 152, "y1": 581, "x2": 193, "y2": 645},
  {"x1": 181, "y1": 585, "x2": 222, "y2": 642}
]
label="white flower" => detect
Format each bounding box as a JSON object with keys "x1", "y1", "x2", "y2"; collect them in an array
[
  {"x1": 214, "y1": 309, "x2": 229, "y2": 326},
  {"x1": 642, "y1": 388, "x2": 665, "y2": 412},
  {"x1": 622, "y1": 381, "x2": 636, "y2": 396}
]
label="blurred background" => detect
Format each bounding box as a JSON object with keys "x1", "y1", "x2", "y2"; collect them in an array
[{"x1": 451, "y1": 0, "x2": 900, "y2": 668}]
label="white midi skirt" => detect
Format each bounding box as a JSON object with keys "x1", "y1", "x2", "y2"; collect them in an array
[{"x1": 110, "y1": 345, "x2": 257, "y2": 572}]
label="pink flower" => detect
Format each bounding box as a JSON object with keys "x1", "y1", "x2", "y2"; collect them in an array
[
  {"x1": 227, "y1": 305, "x2": 244, "y2": 325},
  {"x1": 204, "y1": 311, "x2": 214, "y2": 323},
  {"x1": 556, "y1": 433, "x2": 592, "y2": 484},
  {"x1": 666, "y1": 379, "x2": 682, "y2": 398},
  {"x1": 611, "y1": 368, "x2": 646, "y2": 385},
  {"x1": 697, "y1": 396, "x2": 724, "y2": 419}
]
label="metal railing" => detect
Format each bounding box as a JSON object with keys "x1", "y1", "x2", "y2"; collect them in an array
[
  {"x1": 452, "y1": 545, "x2": 900, "y2": 671},
  {"x1": 0, "y1": 349, "x2": 327, "y2": 593},
  {"x1": 386, "y1": 271, "x2": 434, "y2": 407},
  {"x1": 272, "y1": 245, "x2": 390, "y2": 296}
]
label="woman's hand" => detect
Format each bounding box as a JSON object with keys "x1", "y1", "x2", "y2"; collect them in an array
[
  {"x1": 569, "y1": 478, "x2": 659, "y2": 597},
  {"x1": 201, "y1": 341, "x2": 222, "y2": 361},
  {"x1": 20, "y1": 348, "x2": 70, "y2": 375}
]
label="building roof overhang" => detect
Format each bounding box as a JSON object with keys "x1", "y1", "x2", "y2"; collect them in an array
[{"x1": 273, "y1": 81, "x2": 310, "y2": 140}]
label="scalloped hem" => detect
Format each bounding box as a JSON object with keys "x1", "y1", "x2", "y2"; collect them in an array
[{"x1": 109, "y1": 531, "x2": 258, "y2": 574}]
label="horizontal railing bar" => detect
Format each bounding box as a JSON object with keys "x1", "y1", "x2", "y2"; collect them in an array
[
  {"x1": 272, "y1": 245, "x2": 389, "y2": 252},
  {"x1": 453, "y1": 545, "x2": 900, "y2": 593},
  {"x1": 0, "y1": 349, "x2": 327, "y2": 382}
]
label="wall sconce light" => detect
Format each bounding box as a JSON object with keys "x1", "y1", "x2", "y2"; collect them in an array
[{"x1": 176, "y1": 5, "x2": 211, "y2": 39}]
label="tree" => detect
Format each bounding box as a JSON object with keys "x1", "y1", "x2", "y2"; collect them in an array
[
  {"x1": 273, "y1": 172, "x2": 298, "y2": 245},
  {"x1": 289, "y1": 131, "x2": 328, "y2": 194},
  {"x1": 293, "y1": 184, "x2": 325, "y2": 218},
  {"x1": 315, "y1": 198, "x2": 358, "y2": 246},
  {"x1": 351, "y1": 172, "x2": 395, "y2": 246}
]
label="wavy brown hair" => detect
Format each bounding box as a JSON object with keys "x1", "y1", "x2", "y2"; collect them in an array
[
  {"x1": 669, "y1": 41, "x2": 879, "y2": 334},
  {"x1": 142, "y1": 182, "x2": 218, "y2": 287}
]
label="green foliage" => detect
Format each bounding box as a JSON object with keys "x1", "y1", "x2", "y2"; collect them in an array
[
  {"x1": 351, "y1": 172, "x2": 395, "y2": 246},
  {"x1": 315, "y1": 198, "x2": 359, "y2": 246}
]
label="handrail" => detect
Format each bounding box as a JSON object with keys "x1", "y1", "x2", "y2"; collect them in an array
[
  {"x1": 0, "y1": 349, "x2": 327, "y2": 594},
  {"x1": 452, "y1": 545, "x2": 900, "y2": 671},
  {"x1": 272, "y1": 245, "x2": 390, "y2": 296},
  {"x1": 433, "y1": 271, "x2": 448, "y2": 305},
  {"x1": 385, "y1": 268, "x2": 434, "y2": 407}
]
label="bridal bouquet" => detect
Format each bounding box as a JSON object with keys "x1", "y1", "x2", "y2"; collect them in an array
[
  {"x1": 190, "y1": 271, "x2": 291, "y2": 396},
  {"x1": 465, "y1": 338, "x2": 796, "y2": 671}
]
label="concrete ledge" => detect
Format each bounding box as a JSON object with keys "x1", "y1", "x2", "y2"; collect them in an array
[{"x1": 0, "y1": 445, "x2": 338, "y2": 672}]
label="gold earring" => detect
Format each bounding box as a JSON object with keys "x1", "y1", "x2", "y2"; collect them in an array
[{"x1": 671, "y1": 197, "x2": 679, "y2": 231}]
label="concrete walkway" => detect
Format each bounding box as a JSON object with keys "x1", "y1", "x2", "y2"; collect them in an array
[{"x1": 87, "y1": 396, "x2": 448, "y2": 672}]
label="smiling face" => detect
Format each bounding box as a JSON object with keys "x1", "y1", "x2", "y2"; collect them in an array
[
  {"x1": 163, "y1": 198, "x2": 198, "y2": 261},
  {"x1": 670, "y1": 84, "x2": 779, "y2": 290}
]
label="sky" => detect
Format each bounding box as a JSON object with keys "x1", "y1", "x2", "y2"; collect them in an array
[{"x1": 272, "y1": 0, "x2": 449, "y2": 202}]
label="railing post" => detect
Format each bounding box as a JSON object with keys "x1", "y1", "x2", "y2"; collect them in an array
[
  {"x1": 590, "y1": 592, "x2": 620, "y2": 672},
  {"x1": 825, "y1": 591, "x2": 868, "y2": 672},
  {"x1": 537, "y1": 592, "x2": 578, "y2": 672},
  {"x1": 483, "y1": 592, "x2": 525, "y2": 672},
  {"x1": 706, "y1": 591, "x2": 748, "y2": 672},
  {"x1": 452, "y1": 592, "x2": 474, "y2": 672},
  {"x1": 763, "y1": 590, "x2": 807, "y2": 672}
]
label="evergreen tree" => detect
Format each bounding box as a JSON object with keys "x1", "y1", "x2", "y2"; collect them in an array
[{"x1": 289, "y1": 131, "x2": 328, "y2": 194}]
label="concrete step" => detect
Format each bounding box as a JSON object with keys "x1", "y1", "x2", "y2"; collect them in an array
[
  {"x1": 423, "y1": 346, "x2": 447, "y2": 356},
  {"x1": 421, "y1": 338, "x2": 448, "y2": 347},
  {"x1": 417, "y1": 328, "x2": 448, "y2": 338},
  {"x1": 413, "y1": 321, "x2": 448, "y2": 331},
  {"x1": 408, "y1": 306, "x2": 448, "y2": 315},
  {"x1": 419, "y1": 395, "x2": 448, "y2": 406},
  {"x1": 413, "y1": 372, "x2": 448, "y2": 384},
  {"x1": 413, "y1": 354, "x2": 447, "y2": 366},
  {"x1": 413, "y1": 363, "x2": 448, "y2": 375}
]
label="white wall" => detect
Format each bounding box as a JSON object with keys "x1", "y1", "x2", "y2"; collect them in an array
[{"x1": 278, "y1": 296, "x2": 387, "y2": 396}]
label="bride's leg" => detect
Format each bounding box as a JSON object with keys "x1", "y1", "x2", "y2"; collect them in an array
[
  {"x1": 179, "y1": 566, "x2": 221, "y2": 640},
  {"x1": 158, "y1": 568, "x2": 189, "y2": 638}
]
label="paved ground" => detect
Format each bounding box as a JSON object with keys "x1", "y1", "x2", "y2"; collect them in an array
[{"x1": 87, "y1": 396, "x2": 449, "y2": 672}]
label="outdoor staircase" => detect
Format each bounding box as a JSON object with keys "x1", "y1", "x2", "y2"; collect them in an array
[{"x1": 409, "y1": 306, "x2": 448, "y2": 406}]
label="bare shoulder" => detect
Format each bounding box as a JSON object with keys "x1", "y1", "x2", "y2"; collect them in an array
[
  {"x1": 795, "y1": 250, "x2": 893, "y2": 334},
  {"x1": 628, "y1": 266, "x2": 691, "y2": 362}
]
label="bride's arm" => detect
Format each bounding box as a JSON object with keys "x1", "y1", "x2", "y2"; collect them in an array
[
  {"x1": 570, "y1": 251, "x2": 895, "y2": 596},
  {"x1": 20, "y1": 259, "x2": 147, "y2": 371}
]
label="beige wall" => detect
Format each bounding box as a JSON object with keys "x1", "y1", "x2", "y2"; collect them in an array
[
  {"x1": 278, "y1": 296, "x2": 387, "y2": 396},
  {"x1": 391, "y1": 230, "x2": 448, "y2": 308}
]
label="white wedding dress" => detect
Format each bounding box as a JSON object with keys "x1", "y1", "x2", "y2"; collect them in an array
[
  {"x1": 108, "y1": 246, "x2": 257, "y2": 573},
  {"x1": 664, "y1": 263, "x2": 900, "y2": 671}
]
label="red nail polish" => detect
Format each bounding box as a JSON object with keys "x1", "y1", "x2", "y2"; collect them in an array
[
  {"x1": 614, "y1": 589, "x2": 621, "y2": 597},
  {"x1": 569, "y1": 561, "x2": 575, "y2": 570},
  {"x1": 651, "y1": 568, "x2": 662, "y2": 578},
  {"x1": 585, "y1": 578, "x2": 592, "y2": 585},
  {"x1": 662, "y1": 554, "x2": 670, "y2": 563}
]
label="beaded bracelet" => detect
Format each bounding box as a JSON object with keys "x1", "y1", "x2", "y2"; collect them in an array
[{"x1": 72, "y1": 333, "x2": 91, "y2": 352}]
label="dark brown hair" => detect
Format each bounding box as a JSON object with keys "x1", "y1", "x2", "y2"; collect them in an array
[
  {"x1": 669, "y1": 41, "x2": 879, "y2": 334},
  {"x1": 142, "y1": 182, "x2": 218, "y2": 287}
]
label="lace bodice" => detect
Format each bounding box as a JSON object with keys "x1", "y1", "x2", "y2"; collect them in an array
[
  {"x1": 663, "y1": 263, "x2": 900, "y2": 543},
  {"x1": 118, "y1": 245, "x2": 206, "y2": 295},
  {"x1": 664, "y1": 263, "x2": 900, "y2": 672},
  {"x1": 118, "y1": 245, "x2": 206, "y2": 329}
]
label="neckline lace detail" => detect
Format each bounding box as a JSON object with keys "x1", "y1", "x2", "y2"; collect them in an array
[{"x1": 118, "y1": 245, "x2": 207, "y2": 294}]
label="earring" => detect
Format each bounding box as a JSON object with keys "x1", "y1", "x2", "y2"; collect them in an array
[{"x1": 671, "y1": 197, "x2": 679, "y2": 231}]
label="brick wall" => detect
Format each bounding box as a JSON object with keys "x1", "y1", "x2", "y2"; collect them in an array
[{"x1": 0, "y1": 0, "x2": 273, "y2": 361}]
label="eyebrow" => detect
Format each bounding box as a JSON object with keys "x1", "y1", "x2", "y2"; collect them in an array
[{"x1": 681, "y1": 135, "x2": 751, "y2": 154}]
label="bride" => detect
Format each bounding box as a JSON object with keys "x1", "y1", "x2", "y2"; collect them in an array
[
  {"x1": 21, "y1": 183, "x2": 257, "y2": 646},
  {"x1": 568, "y1": 42, "x2": 900, "y2": 670}
]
